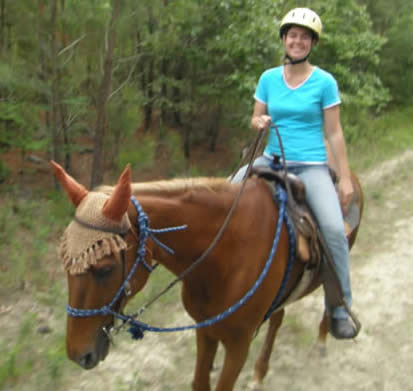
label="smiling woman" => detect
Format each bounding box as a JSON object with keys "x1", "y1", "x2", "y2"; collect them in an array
[{"x1": 279, "y1": 7, "x2": 322, "y2": 65}]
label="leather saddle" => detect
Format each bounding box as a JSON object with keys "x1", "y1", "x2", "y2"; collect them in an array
[{"x1": 250, "y1": 164, "x2": 362, "y2": 266}]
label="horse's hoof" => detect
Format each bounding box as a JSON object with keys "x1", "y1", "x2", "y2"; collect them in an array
[{"x1": 246, "y1": 378, "x2": 264, "y2": 391}]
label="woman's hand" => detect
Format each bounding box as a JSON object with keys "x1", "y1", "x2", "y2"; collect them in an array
[
  {"x1": 251, "y1": 101, "x2": 271, "y2": 131},
  {"x1": 253, "y1": 114, "x2": 272, "y2": 131},
  {"x1": 338, "y1": 176, "x2": 354, "y2": 214}
]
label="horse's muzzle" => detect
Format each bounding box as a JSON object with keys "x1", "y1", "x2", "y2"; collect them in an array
[{"x1": 70, "y1": 328, "x2": 110, "y2": 370}]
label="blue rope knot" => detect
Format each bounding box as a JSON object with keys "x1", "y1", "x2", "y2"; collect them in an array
[
  {"x1": 101, "y1": 305, "x2": 111, "y2": 315},
  {"x1": 128, "y1": 322, "x2": 145, "y2": 340}
]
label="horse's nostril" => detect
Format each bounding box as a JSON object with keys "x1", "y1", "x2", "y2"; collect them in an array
[{"x1": 79, "y1": 351, "x2": 97, "y2": 369}]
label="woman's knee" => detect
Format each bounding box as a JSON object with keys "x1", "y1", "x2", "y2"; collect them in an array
[{"x1": 319, "y1": 222, "x2": 347, "y2": 243}]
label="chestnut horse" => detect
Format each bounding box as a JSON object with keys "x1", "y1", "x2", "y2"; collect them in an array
[{"x1": 52, "y1": 161, "x2": 362, "y2": 391}]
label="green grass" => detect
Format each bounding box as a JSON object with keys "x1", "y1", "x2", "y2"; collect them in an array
[
  {"x1": 0, "y1": 189, "x2": 73, "y2": 390},
  {"x1": 347, "y1": 106, "x2": 413, "y2": 172}
]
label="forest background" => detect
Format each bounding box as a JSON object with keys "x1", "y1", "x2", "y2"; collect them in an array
[
  {"x1": 1, "y1": 0, "x2": 412, "y2": 186},
  {"x1": 0, "y1": 0, "x2": 413, "y2": 390}
]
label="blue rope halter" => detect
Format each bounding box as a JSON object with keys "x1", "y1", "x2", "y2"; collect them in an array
[
  {"x1": 66, "y1": 185, "x2": 295, "y2": 340},
  {"x1": 66, "y1": 195, "x2": 187, "y2": 319}
]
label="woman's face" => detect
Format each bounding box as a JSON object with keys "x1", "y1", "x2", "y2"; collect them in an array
[{"x1": 282, "y1": 26, "x2": 315, "y2": 61}]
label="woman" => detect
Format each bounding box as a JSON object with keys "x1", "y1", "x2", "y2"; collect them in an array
[{"x1": 232, "y1": 8, "x2": 356, "y2": 339}]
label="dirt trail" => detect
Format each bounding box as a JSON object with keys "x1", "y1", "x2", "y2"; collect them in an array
[{"x1": 64, "y1": 149, "x2": 413, "y2": 390}]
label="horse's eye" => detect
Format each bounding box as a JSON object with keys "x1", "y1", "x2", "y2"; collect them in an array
[{"x1": 92, "y1": 266, "x2": 113, "y2": 280}]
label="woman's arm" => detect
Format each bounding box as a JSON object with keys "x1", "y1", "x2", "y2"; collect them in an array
[{"x1": 324, "y1": 104, "x2": 353, "y2": 212}]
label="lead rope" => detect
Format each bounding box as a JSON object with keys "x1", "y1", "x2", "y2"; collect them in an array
[{"x1": 121, "y1": 183, "x2": 290, "y2": 339}]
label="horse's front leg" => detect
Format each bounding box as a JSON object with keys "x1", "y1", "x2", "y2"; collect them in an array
[
  {"x1": 250, "y1": 309, "x2": 285, "y2": 389},
  {"x1": 192, "y1": 329, "x2": 219, "y2": 391},
  {"x1": 214, "y1": 332, "x2": 252, "y2": 391}
]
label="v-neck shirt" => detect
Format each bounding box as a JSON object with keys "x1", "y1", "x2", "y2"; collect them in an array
[{"x1": 254, "y1": 65, "x2": 341, "y2": 164}]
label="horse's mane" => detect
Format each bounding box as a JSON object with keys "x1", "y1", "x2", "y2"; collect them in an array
[{"x1": 96, "y1": 177, "x2": 233, "y2": 196}]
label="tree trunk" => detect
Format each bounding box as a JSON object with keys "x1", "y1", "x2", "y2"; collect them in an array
[
  {"x1": 49, "y1": 0, "x2": 61, "y2": 188},
  {"x1": 184, "y1": 123, "x2": 191, "y2": 159},
  {"x1": 172, "y1": 62, "x2": 183, "y2": 127},
  {"x1": 141, "y1": 55, "x2": 154, "y2": 132},
  {"x1": 141, "y1": 8, "x2": 155, "y2": 132},
  {"x1": 90, "y1": 0, "x2": 121, "y2": 188},
  {"x1": 160, "y1": 0, "x2": 169, "y2": 125},
  {"x1": 208, "y1": 104, "x2": 222, "y2": 152},
  {"x1": 0, "y1": 0, "x2": 5, "y2": 53},
  {"x1": 160, "y1": 57, "x2": 168, "y2": 125},
  {"x1": 59, "y1": 99, "x2": 71, "y2": 172}
]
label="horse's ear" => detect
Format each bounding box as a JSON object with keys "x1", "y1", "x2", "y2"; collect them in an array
[
  {"x1": 102, "y1": 164, "x2": 132, "y2": 222},
  {"x1": 50, "y1": 160, "x2": 88, "y2": 207}
]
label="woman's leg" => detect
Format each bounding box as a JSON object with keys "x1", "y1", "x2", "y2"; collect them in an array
[{"x1": 292, "y1": 165, "x2": 352, "y2": 319}]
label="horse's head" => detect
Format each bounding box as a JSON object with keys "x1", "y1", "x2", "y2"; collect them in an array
[{"x1": 51, "y1": 161, "x2": 152, "y2": 369}]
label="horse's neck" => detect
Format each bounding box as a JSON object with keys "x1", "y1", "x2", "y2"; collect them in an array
[{"x1": 135, "y1": 192, "x2": 228, "y2": 279}]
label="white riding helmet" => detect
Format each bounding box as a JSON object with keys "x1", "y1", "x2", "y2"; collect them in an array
[{"x1": 279, "y1": 8, "x2": 322, "y2": 41}]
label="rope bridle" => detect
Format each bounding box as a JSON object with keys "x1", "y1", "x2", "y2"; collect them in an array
[{"x1": 66, "y1": 197, "x2": 187, "y2": 320}]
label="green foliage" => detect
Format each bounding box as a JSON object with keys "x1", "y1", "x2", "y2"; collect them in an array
[
  {"x1": 310, "y1": 0, "x2": 391, "y2": 111},
  {"x1": 380, "y1": 14, "x2": 413, "y2": 104},
  {"x1": 46, "y1": 343, "x2": 66, "y2": 382},
  {"x1": 0, "y1": 313, "x2": 37, "y2": 387},
  {"x1": 1, "y1": 0, "x2": 410, "y2": 170},
  {"x1": 348, "y1": 106, "x2": 413, "y2": 172},
  {"x1": 364, "y1": 0, "x2": 413, "y2": 104},
  {"x1": 0, "y1": 312, "x2": 68, "y2": 390},
  {"x1": 0, "y1": 192, "x2": 73, "y2": 296},
  {"x1": 47, "y1": 190, "x2": 75, "y2": 224},
  {"x1": 0, "y1": 101, "x2": 46, "y2": 151},
  {"x1": 117, "y1": 134, "x2": 157, "y2": 172}
]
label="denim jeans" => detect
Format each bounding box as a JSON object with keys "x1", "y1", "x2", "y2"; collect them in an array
[{"x1": 231, "y1": 155, "x2": 351, "y2": 319}]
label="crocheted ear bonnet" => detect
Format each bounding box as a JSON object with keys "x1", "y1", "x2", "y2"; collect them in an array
[{"x1": 59, "y1": 191, "x2": 131, "y2": 275}]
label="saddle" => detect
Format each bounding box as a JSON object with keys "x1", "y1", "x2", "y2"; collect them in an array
[{"x1": 251, "y1": 165, "x2": 360, "y2": 263}]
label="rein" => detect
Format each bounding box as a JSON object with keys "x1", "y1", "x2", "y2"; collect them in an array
[{"x1": 134, "y1": 128, "x2": 267, "y2": 312}]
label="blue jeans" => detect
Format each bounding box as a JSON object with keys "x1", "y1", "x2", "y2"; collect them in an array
[{"x1": 231, "y1": 155, "x2": 351, "y2": 319}]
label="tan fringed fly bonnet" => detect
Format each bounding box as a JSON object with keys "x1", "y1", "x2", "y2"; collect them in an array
[
  {"x1": 51, "y1": 160, "x2": 133, "y2": 275},
  {"x1": 59, "y1": 192, "x2": 131, "y2": 275}
]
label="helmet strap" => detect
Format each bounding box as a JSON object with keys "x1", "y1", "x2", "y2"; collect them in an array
[{"x1": 284, "y1": 52, "x2": 310, "y2": 65}]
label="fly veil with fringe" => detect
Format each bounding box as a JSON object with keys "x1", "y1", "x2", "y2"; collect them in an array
[{"x1": 51, "y1": 161, "x2": 132, "y2": 275}]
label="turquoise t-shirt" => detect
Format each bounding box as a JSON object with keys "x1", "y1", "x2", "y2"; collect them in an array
[{"x1": 254, "y1": 66, "x2": 341, "y2": 163}]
